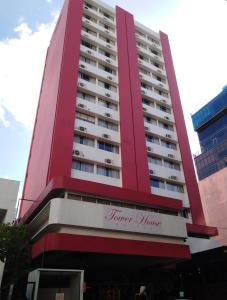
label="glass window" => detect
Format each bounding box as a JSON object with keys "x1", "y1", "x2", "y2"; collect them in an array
[
  {"x1": 150, "y1": 179, "x2": 165, "y2": 189},
  {"x1": 76, "y1": 112, "x2": 95, "y2": 124},
  {"x1": 148, "y1": 156, "x2": 162, "y2": 165},
  {"x1": 161, "y1": 140, "x2": 177, "y2": 150},
  {"x1": 97, "y1": 166, "x2": 120, "y2": 178},
  {"x1": 98, "y1": 119, "x2": 118, "y2": 131},
  {"x1": 166, "y1": 182, "x2": 184, "y2": 193},
  {"x1": 77, "y1": 91, "x2": 96, "y2": 103},
  {"x1": 72, "y1": 161, "x2": 94, "y2": 173},
  {"x1": 159, "y1": 121, "x2": 174, "y2": 131},
  {"x1": 98, "y1": 141, "x2": 119, "y2": 153},
  {"x1": 144, "y1": 116, "x2": 157, "y2": 125},
  {"x1": 74, "y1": 135, "x2": 94, "y2": 147},
  {"x1": 98, "y1": 99, "x2": 117, "y2": 111},
  {"x1": 146, "y1": 135, "x2": 159, "y2": 144},
  {"x1": 164, "y1": 160, "x2": 180, "y2": 170}
]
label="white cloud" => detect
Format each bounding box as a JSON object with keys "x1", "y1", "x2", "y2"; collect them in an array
[
  {"x1": 0, "y1": 15, "x2": 58, "y2": 129},
  {"x1": 46, "y1": 0, "x2": 53, "y2": 3}
]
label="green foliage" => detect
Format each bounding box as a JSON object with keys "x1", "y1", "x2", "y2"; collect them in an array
[{"x1": 0, "y1": 223, "x2": 30, "y2": 289}]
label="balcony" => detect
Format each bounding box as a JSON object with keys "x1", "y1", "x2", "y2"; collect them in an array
[
  {"x1": 148, "y1": 163, "x2": 185, "y2": 183},
  {"x1": 141, "y1": 87, "x2": 171, "y2": 105},
  {"x1": 80, "y1": 45, "x2": 117, "y2": 67},
  {"x1": 144, "y1": 122, "x2": 177, "y2": 141},
  {"x1": 146, "y1": 141, "x2": 181, "y2": 161}
]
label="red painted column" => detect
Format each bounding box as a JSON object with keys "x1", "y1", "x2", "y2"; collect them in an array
[
  {"x1": 116, "y1": 7, "x2": 150, "y2": 193},
  {"x1": 116, "y1": 7, "x2": 138, "y2": 190},
  {"x1": 47, "y1": 0, "x2": 84, "y2": 181},
  {"x1": 125, "y1": 13, "x2": 150, "y2": 193},
  {"x1": 20, "y1": 0, "x2": 83, "y2": 218},
  {"x1": 160, "y1": 31, "x2": 206, "y2": 225}
]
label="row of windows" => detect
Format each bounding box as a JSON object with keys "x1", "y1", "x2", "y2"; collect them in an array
[
  {"x1": 140, "y1": 68, "x2": 166, "y2": 84},
  {"x1": 80, "y1": 55, "x2": 117, "y2": 75},
  {"x1": 75, "y1": 135, "x2": 119, "y2": 154},
  {"x1": 139, "y1": 54, "x2": 163, "y2": 71},
  {"x1": 137, "y1": 41, "x2": 161, "y2": 57},
  {"x1": 150, "y1": 179, "x2": 184, "y2": 193},
  {"x1": 144, "y1": 116, "x2": 174, "y2": 131},
  {"x1": 146, "y1": 134, "x2": 177, "y2": 150},
  {"x1": 84, "y1": 14, "x2": 115, "y2": 33},
  {"x1": 82, "y1": 26, "x2": 116, "y2": 45},
  {"x1": 135, "y1": 29, "x2": 160, "y2": 46},
  {"x1": 142, "y1": 98, "x2": 171, "y2": 114},
  {"x1": 141, "y1": 81, "x2": 168, "y2": 98},
  {"x1": 79, "y1": 72, "x2": 117, "y2": 92},
  {"x1": 148, "y1": 155, "x2": 180, "y2": 170},
  {"x1": 77, "y1": 91, "x2": 118, "y2": 111},
  {"x1": 72, "y1": 160, "x2": 120, "y2": 178},
  {"x1": 84, "y1": 3, "x2": 115, "y2": 22},
  {"x1": 81, "y1": 40, "x2": 116, "y2": 61},
  {"x1": 76, "y1": 112, "x2": 118, "y2": 131}
]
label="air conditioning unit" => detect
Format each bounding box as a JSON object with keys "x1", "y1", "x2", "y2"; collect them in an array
[
  {"x1": 106, "y1": 59, "x2": 111, "y2": 63},
  {"x1": 149, "y1": 170, "x2": 155, "y2": 175},
  {"x1": 161, "y1": 99, "x2": 166, "y2": 103},
  {"x1": 168, "y1": 154, "x2": 175, "y2": 159},
  {"x1": 138, "y1": 59, "x2": 143, "y2": 64},
  {"x1": 78, "y1": 103, "x2": 85, "y2": 108},
  {"x1": 103, "y1": 17, "x2": 107, "y2": 21},
  {"x1": 84, "y1": 6, "x2": 89, "y2": 9},
  {"x1": 85, "y1": 20, "x2": 90, "y2": 24},
  {"x1": 73, "y1": 150, "x2": 84, "y2": 157},
  {"x1": 105, "y1": 113, "x2": 111, "y2": 118},
  {"x1": 140, "y1": 74, "x2": 144, "y2": 79},
  {"x1": 169, "y1": 175, "x2": 177, "y2": 180},
  {"x1": 105, "y1": 30, "x2": 110, "y2": 34},
  {"x1": 78, "y1": 126, "x2": 87, "y2": 132},
  {"x1": 166, "y1": 134, "x2": 172, "y2": 138},
  {"x1": 141, "y1": 90, "x2": 146, "y2": 95},
  {"x1": 147, "y1": 146, "x2": 152, "y2": 152},
  {"x1": 107, "y1": 76, "x2": 113, "y2": 80},
  {"x1": 102, "y1": 134, "x2": 110, "y2": 139},
  {"x1": 87, "y1": 50, "x2": 92, "y2": 54},
  {"x1": 105, "y1": 158, "x2": 112, "y2": 164},
  {"x1": 84, "y1": 33, "x2": 88, "y2": 38},
  {"x1": 79, "y1": 82, "x2": 85, "y2": 87},
  {"x1": 144, "y1": 126, "x2": 150, "y2": 131},
  {"x1": 80, "y1": 64, "x2": 85, "y2": 69},
  {"x1": 105, "y1": 93, "x2": 111, "y2": 97},
  {"x1": 106, "y1": 44, "x2": 112, "y2": 48},
  {"x1": 143, "y1": 107, "x2": 147, "y2": 112},
  {"x1": 164, "y1": 116, "x2": 170, "y2": 120},
  {"x1": 159, "y1": 83, "x2": 163, "y2": 87}
]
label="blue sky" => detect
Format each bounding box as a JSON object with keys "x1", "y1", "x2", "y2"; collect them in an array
[{"x1": 0, "y1": 0, "x2": 227, "y2": 197}]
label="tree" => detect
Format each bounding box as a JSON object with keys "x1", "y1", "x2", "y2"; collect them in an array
[{"x1": 0, "y1": 223, "x2": 30, "y2": 294}]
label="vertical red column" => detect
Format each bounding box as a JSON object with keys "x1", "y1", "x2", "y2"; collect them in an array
[
  {"x1": 20, "y1": 0, "x2": 84, "y2": 218},
  {"x1": 47, "y1": 0, "x2": 84, "y2": 181},
  {"x1": 116, "y1": 7, "x2": 150, "y2": 193},
  {"x1": 116, "y1": 7, "x2": 138, "y2": 190},
  {"x1": 126, "y1": 14, "x2": 150, "y2": 193},
  {"x1": 160, "y1": 31, "x2": 206, "y2": 225}
]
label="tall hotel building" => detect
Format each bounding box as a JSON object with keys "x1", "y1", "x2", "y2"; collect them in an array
[{"x1": 20, "y1": 0, "x2": 216, "y2": 298}]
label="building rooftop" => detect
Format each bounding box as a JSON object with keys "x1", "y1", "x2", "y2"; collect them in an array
[{"x1": 192, "y1": 86, "x2": 227, "y2": 131}]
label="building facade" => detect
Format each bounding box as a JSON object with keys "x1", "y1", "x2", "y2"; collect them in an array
[
  {"x1": 19, "y1": 0, "x2": 216, "y2": 298},
  {"x1": 0, "y1": 178, "x2": 19, "y2": 223},
  {"x1": 192, "y1": 87, "x2": 227, "y2": 245}
]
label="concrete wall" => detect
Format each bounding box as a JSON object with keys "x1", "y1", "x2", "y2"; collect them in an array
[{"x1": 0, "y1": 178, "x2": 19, "y2": 223}]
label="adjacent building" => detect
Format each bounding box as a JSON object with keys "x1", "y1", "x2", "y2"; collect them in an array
[
  {"x1": 0, "y1": 178, "x2": 19, "y2": 223},
  {"x1": 19, "y1": 0, "x2": 216, "y2": 298},
  {"x1": 192, "y1": 86, "x2": 227, "y2": 245}
]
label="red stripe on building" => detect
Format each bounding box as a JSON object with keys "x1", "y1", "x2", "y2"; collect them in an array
[
  {"x1": 116, "y1": 7, "x2": 138, "y2": 190},
  {"x1": 160, "y1": 31, "x2": 206, "y2": 225},
  {"x1": 125, "y1": 13, "x2": 150, "y2": 193},
  {"x1": 32, "y1": 232, "x2": 191, "y2": 259}
]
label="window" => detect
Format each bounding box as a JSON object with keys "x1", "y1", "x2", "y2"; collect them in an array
[
  {"x1": 80, "y1": 55, "x2": 96, "y2": 66},
  {"x1": 76, "y1": 112, "x2": 95, "y2": 124},
  {"x1": 77, "y1": 91, "x2": 96, "y2": 103},
  {"x1": 98, "y1": 99, "x2": 117, "y2": 111},
  {"x1": 146, "y1": 135, "x2": 159, "y2": 144},
  {"x1": 102, "y1": 11, "x2": 114, "y2": 21},
  {"x1": 79, "y1": 72, "x2": 90, "y2": 82},
  {"x1": 164, "y1": 160, "x2": 180, "y2": 170},
  {"x1": 82, "y1": 26, "x2": 97, "y2": 37},
  {"x1": 166, "y1": 182, "x2": 184, "y2": 193},
  {"x1": 161, "y1": 140, "x2": 177, "y2": 150},
  {"x1": 142, "y1": 98, "x2": 154, "y2": 107},
  {"x1": 148, "y1": 156, "x2": 162, "y2": 166},
  {"x1": 81, "y1": 40, "x2": 96, "y2": 51},
  {"x1": 74, "y1": 135, "x2": 94, "y2": 147},
  {"x1": 98, "y1": 141, "x2": 119, "y2": 153},
  {"x1": 97, "y1": 166, "x2": 120, "y2": 178},
  {"x1": 98, "y1": 119, "x2": 118, "y2": 131},
  {"x1": 156, "y1": 104, "x2": 171, "y2": 114},
  {"x1": 150, "y1": 179, "x2": 165, "y2": 189},
  {"x1": 72, "y1": 161, "x2": 94, "y2": 173},
  {"x1": 99, "y1": 80, "x2": 117, "y2": 92},
  {"x1": 144, "y1": 116, "x2": 157, "y2": 125},
  {"x1": 159, "y1": 121, "x2": 174, "y2": 131}
]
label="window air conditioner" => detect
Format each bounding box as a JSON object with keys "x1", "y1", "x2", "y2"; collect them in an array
[
  {"x1": 80, "y1": 64, "x2": 85, "y2": 69},
  {"x1": 161, "y1": 99, "x2": 166, "y2": 103},
  {"x1": 169, "y1": 175, "x2": 177, "y2": 180},
  {"x1": 78, "y1": 103, "x2": 85, "y2": 108},
  {"x1": 106, "y1": 44, "x2": 112, "y2": 49},
  {"x1": 105, "y1": 113, "x2": 111, "y2": 118},
  {"x1": 105, "y1": 93, "x2": 111, "y2": 97},
  {"x1": 106, "y1": 59, "x2": 111, "y2": 63},
  {"x1": 79, "y1": 82, "x2": 85, "y2": 87},
  {"x1": 149, "y1": 170, "x2": 154, "y2": 175},
  {"x1": 107, "y1": 76, "x2": 113, "y2": 80},
  {"x1": 166, "y1": 134, "x2": 172, "y2": 138},
  {"x1": 102, "y1": 134, "x2": 110, "y2": 139},
  {"x1": 143, "y1": 107, "x2": 147, "y2": 112},
  {"x1": 164, "y1": 116, "x2": 170, "y2": 120},
  {"x1": 73, "y1": 150, "x2": 80, "y2": 156},
  {"x1": 147, "y1": 147, "x2": 152, "y2": 152},
  {"x1": 105, "y1": 159, "x2": 112, "y2": 164},
  {"x1": 144, "y1": 126, "x2": 150, "y2": 131},
  {"x1": 87, "y1": 50, "x2": 92, "y2": 54},
  {"x1": 168, "y1": 154, "x2": 174, "y2": 158},
  {"x1": 78, "y1": 126, "x2": 87, "y2": 132}
]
